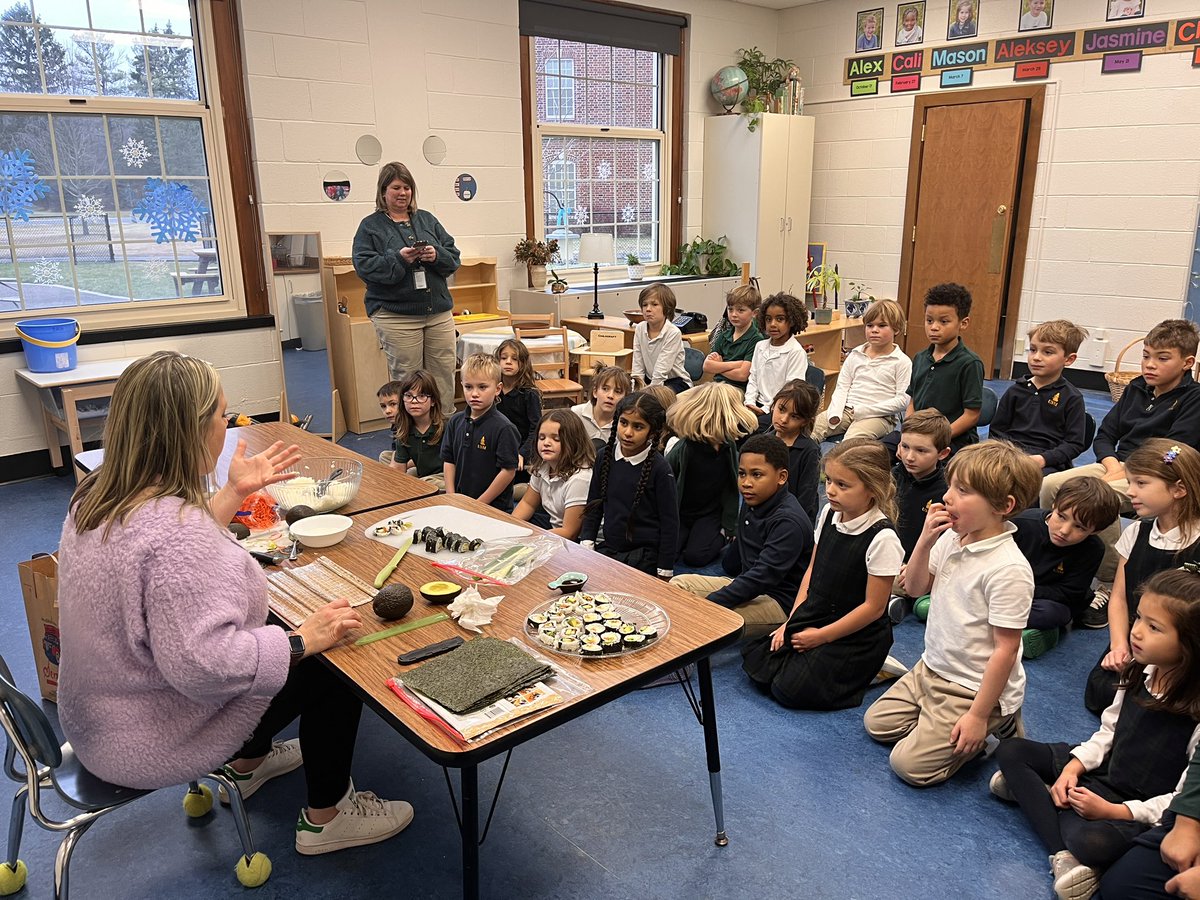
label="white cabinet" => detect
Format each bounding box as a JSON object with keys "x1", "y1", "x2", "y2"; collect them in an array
[{"x1": 702, "y1": 113, "x2": 815, "y2": 296}]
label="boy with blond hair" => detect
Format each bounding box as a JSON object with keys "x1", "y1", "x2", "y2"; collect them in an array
[
  {"x1": 990, "y1": 319, "x2": 1089, "y2": 474},
  {"x1": 813, "y1": 298, "x2": 912, "y2": 442},
  {"x1": 1040, "y1": 319, "x2": 1200, "y2": 625},
  {"x1": 440, "y1": 353, "x2": 520, "y2": 511},
  {"x1": 865, "y1": 440, "x2": 1043, "y2": 787}
]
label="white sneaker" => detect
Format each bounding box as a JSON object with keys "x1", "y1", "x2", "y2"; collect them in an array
[
  {"x1": 989, "y1": 770, "x2": 1014, "y2": 801},
  {"x1": 219, "y1": 739, "x2": 303, "y2": 804},
  {"x1": 872, "y1": 655, "x2": 909, "y2": 685},
  {"x1": 295, "y1": 781, "x2": 414, "y2": 855},
  {"x1": 1051, "y1": 850, "x2": 1099, "y2": 900}
]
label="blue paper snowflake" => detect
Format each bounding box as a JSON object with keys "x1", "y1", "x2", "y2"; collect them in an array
[
  {"x1": 132, "y1": 178, "x2": 208, "y2": 243},
  {"x1": 0, "y1": 150, "x2": 51, "y2": 222}
]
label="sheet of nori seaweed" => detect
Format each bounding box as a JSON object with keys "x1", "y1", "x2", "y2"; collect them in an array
[{"x1": 400, "y1": 636, "x2": 554, "y2": 713}]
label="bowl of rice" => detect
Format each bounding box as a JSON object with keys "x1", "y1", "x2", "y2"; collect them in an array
[{"x1": 265, "y1": 457, "x2": 362, "y2": 514}]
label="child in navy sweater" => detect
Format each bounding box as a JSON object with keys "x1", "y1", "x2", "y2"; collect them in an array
[
  {"x1": 579, "y1": 392, "x2": 679, "y2": 578},
  {"x1": 495, "y1": 338, "x2": 542, "y2": 494},
  {"x1": 765, "y1": 380, "x2": 821, "y2": 526},
  {"x1": 893, "y1": 410, "x2": 951, "y2": 617}
]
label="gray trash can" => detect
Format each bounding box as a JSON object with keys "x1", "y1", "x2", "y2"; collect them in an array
[{"x1": 291, "y1": 290, "x2": 326, "y2": 351}]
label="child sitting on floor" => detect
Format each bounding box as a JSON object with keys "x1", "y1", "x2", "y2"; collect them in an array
[
  {"x1": 494, "y1": 338, "x2": 542, "y2": 490},
  {"x1": 864, "y1": 440, "x2": 1042, "y2": 787},
  {"x1": 579, "y1": 392, "x2": 679, "y2": 578},
  {"x1": 742, "y1": 438, "x2": 904, "y2": 710},
  {"x1": 765, "y1": 380, "x2": 821, "y2": 526},
  {"x1": 893, "y1": 410, "x2": 952, "y2": 617},
  {"x1": 993, "y1": 567, "x2": 1200, "y2": 900},
  {"x1": 389, "y1": 369, "x2": 448, "y2": 489},
  {"x1": 571, "y1": 365, "x2": 631, "y2": 449},
  {"x1": 665, "y1": 382, "x2": 760, "y2": 567},
  {"x1": 671, "y1": 434, "x2": 815, "y2": 639},
  {"x1": 704, "y1": 283, "x2": 764, "y2": 393},
  {"x1": 744, "y1": 292, "x2": 809, "y2": 416},
  {"x1": 512, "y1": 409, "x2": 595, "y2": 539}
]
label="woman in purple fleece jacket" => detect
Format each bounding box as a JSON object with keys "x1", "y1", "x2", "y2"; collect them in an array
[{"x1": 58, "y1": 351, "x2": 413, "y2": 856}]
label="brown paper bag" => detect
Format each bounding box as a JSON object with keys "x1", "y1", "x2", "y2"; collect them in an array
[{"x1": 18, "y1": 553, "x2": 60, "y2": 703}]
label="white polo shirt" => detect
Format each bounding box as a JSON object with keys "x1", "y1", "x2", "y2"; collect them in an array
[
  {"x1": 569, "y1": 402, "x2": 613, "y2": 445},
  {"x1": 529, "y1": 466, "x2": 592, "y2": 529},
  {"x1": 744, "y1": 337, "x2": 809, "y2": 411},
  {"x1": 922, "y1": 522, "x2": 1033, "y2": 715}
]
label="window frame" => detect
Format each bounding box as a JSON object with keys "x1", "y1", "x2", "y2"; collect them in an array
[
  {"x1": 0, "y1": 0, "x2": 258, "y2": 338},
  {"x1": 543, "y1": 57, "x2": 575, "y2": 122},
  {"x1": 520, "y1": 34, "x2": 683, "y2": 277}
]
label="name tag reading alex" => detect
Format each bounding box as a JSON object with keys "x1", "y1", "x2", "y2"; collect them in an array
[{"x1": 413, "y1": 268, "x2": 428, "y2": 290}]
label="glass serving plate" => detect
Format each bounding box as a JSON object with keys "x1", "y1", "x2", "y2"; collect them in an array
[{"x1": 522, "y1": 591, "x2": 671, "y2": 660}]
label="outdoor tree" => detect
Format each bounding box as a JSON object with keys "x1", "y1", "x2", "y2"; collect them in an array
[
  {"x1": 0, "y1": 2, "x2": 68, "y2": 94},
  {"x1": 127, "y1": 21, "x2": 197, "y2": 100}
]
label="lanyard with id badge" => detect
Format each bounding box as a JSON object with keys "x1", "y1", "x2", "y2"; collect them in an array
[{"x1": 400, "y1": 220, "x2": 431, "y2": 291}]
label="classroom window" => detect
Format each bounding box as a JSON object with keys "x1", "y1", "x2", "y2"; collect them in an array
[
  {"x1": 0, "y1": 0, "x2": 232, "y2": 317},
  {"x1": 530, "y1": 37, "x2": 666, "y2": 268}
]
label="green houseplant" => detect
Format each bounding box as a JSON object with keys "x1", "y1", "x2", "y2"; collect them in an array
[
  {"x1": 660, "y1": 235, "x2": 739, "y2": 277},
  {"x1": 548, "y1": 269, "x2": 569, "y2": 294},
  {"x1": 514, "y1": 237, "x2": 560, "y2": 289},
  {"x1": 625, "y1": 253, "x2": 644, "y2": 281},
  {"x1": 805, "y1": 263, "x2": 841, "y2": 324},
  {"x1": 736, "y1": 47, "x2": 796, "y2": 132}
]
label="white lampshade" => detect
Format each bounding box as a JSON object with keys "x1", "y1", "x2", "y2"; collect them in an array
[{"x1": 578, "y1": 232, "x2": 615, "y2": 266}]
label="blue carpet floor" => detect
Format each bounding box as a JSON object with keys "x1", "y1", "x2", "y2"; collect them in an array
[{"x1": 0, "y1": 363, "x2": 1120, "y2": 899}]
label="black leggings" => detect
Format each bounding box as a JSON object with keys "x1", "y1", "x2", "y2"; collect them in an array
[
  {"x1": 678, "y1": 514, "x2": 726, "y2": 567},
  {"x1": 995, "y1": 738, "x2": 1149, "y2": 868},
  {"x1": 1098, "y1": 832, "x2": 1175, "y2": 899},
  {"x1": 233, "y1": 657, "x2": 363, "y2": 809}
]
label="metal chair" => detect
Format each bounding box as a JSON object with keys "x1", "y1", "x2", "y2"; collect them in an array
[{"x1": 0, "y1": 655, "x2": 271, "y2": 898}]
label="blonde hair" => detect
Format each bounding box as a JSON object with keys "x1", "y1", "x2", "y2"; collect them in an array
[
  {"x1": 946, "y1": 440, "x2": 1042, "y2": 517},
  {"x1": 70, "y1": 351, "x2": 221, "y2": 536},
  {"x1": 667, "y1": 382, "x2": 759, "y2": 447},
  {"x1": 375, "y1": 161, "x2": 417, "y2": 214},
  {"x1": 823, "y1": 436, "x2": 898, "y2": 523},
  {"x1": 725, "y1": 284, "x2": 761, "y2": 312},
  {"x1": 462, "y1": 352, "x2": 501, "y2": 384},
  {"x1": 1029, "y1": 319, "x2": 1088, "y2": 356},
  {"x1": 1124, "y1": 439, "x2": 1200, "y2": 543},
  {"x1": 642, "y1": 384, "x2": 677, "y2": 413},
  {"x1": 901, "y1": 408, "x2": 951, "y2": 451},
  {"x1": 863, "y1": 298, "x2": 906, "y2": 337}
]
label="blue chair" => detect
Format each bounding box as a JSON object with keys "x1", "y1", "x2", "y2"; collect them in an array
[
  {"x1": 804, "y1": 365, "x2": 825, "y2": 395},
  {"x1": 1082, "y1": 412, "x2": 1097, "y2": 453},
  {"x1": 978, "y1": 386, "x2": 999, "y2": 427},
  {"x1": 683, "y1": 346, "x2": 705, "y2": 384},
  {"x1": 0, "y1": 655, "x2": 272, "y2": 897}
]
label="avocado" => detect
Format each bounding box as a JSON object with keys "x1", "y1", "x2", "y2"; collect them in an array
[
  {"x1": 228, "y1": 522, "x2": 251, "y2": 540},
  {"x1": 372, "y1": 584, "x2": 414, "y2": 621},
  {"x1": 285, "y1": 505, "x2": 317, "y2": 525},
  {"x1": 420, "y1": 581, "x2": 463, "y2": 605}
]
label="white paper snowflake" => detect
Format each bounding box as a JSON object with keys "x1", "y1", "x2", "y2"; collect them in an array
[
  {"x1": 31, "y1": 257, "x2": 62, "y2": 285},
  {"x1": 144, "y1": 258, "x2": 170, "y2": 280},
  {"x1": 120, "y1": 137, "x2": 151, "y2": 169},
  {"x1": 74, "y1": 194, "x2": 104, "y2": 222},
  {"x1": 595, "y1": 160, "x2": 611, "y2": 180},
  {"x1": 572, "y1": 206, "x2": 589, "y2": 226},
  {"x1": 621, "y1": 205, "x2": 636, "y2": 223},
  {"x1": 641, "y1": 163, "x2": 655, "y2": 181}
]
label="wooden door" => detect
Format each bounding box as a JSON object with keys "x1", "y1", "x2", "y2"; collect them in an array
[
  {"x1": 899, "y1": 88, "x2": 1044, "y2": 375},
  {"x1": 781, "y1": 116, "x2": 815, "y2": 296}
]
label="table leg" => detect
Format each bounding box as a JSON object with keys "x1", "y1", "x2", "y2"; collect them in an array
[
  {"x1": 697, "y1": 657, "x2": 729, "y2": 847},
  {"x1": 41, "y1": 404, "x2": 63, "y2": 469},
  {"x1": 460, "y1": 764, "x2": 480, "y2": 900}
]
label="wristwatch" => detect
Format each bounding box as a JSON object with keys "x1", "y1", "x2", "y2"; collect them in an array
[{"x1": 287, "y1": 631, "x2": 306, "y2": 666}]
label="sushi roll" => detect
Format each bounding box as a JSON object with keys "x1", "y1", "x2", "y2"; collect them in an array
[
  {"x1": 638, "y1": 625, "x2": 659, "y2": 642},
  {"x1": 601, "y1": 633, "x2": 622, "y2": 653},
  {"x1": 581, "y1": 634, "x2": 601, "y2": 647},
  {"x1": 603, "y1": 619, "x2": 622, "y2": 632},
  {"x1": 469, "y1": 538, "x2": 484, "y2": 551},
  {"x1": 560, "y1": 636, "x2": 580, "y2": 652},
  {"x1": 371, "y1": 524, "x2": 391, "y2": 537},
  {"x1": 527, "y1": 612, "x2": 549, "y2": 629},
  {"x1": 565, "y1": 616, "x2": 583, "y2": 629},
  {"x1": 623, "y1": 633, "x2": 646, "y2": 649},
  {"x1": 561, "y1": 627, "x2": 580, "y2": 639},
  {"x1": 583, "y1": 612, "x2": 603, "y2": 624},
  {"x1": 585, "y1": 623, "x2": 606, "y2": 635},
  {"x1": 425, "y1": 536, "x2": 444, "y2": 554},
  {"x1": 581, "y1": 643, "x2": 603, "y2": 658},
  {"x1": 617, "y1": 623, "x2": 636, "y2": 636},
  {"x1": 538, "y1": 630, "x2": 557, "y2": 647}
]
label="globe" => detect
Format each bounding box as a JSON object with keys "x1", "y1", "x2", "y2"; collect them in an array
[{"x1": 710, "y1": 66, "x2": 749, "y2": 113}]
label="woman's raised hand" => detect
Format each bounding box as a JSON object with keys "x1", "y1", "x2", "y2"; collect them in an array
[{"x1": 226, "y1": 439, "x2": 301, "y2": 498}]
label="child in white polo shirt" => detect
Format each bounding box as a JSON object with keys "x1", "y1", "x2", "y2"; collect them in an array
[{"x1": 864, "y1": 440, "x2": 1043, "y2": 787}]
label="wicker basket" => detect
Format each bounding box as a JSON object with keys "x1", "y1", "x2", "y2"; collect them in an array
[{"x1": 1105, "y1": 338, "x2": 1142, "y2": 402}]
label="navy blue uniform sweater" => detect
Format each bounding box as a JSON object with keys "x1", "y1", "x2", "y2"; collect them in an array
[
  {"x1": 1093, "y1": 373, "x2": 1200, "y2": 462},
  {"x1": 989, "y1": 374, "x2": 1087, "y2": 471},
  {"x1": 710, "y1": 487, "x2": 813, "y2": 612},
  {"x1": 1011, "y1": 508, "x2": 1105, "y2": 621},
  {"x1": 579, "y1": 446, "x2": 679, "y2": 573}
]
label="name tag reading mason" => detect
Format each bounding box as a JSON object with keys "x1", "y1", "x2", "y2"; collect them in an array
[{"x1": 414, "y1": 268, "x2": 428, "y2": 290}]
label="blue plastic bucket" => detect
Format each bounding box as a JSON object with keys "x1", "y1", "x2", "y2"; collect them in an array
[{"x1": 15, "y1": 317, "x2": 80, "y2": 373}]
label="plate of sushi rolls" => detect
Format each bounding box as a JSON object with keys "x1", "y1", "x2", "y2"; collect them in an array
[
  {"x1": 364, "y1": 505, "x2": 532, "y2": 559},
  {"x1": 524, "y1": 591, "x2": 669, "y2": 659}
]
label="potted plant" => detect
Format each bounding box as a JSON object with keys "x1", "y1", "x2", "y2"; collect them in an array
[
  {"x1": 659, "y1": 235, "x2": 739, "y2": 277},
  {"x1": 626, "y1": 253, "x2": 644, "y2": 281},
  {"x1": 844, "y1": 280, "x2": 874, "y2": 318},
  {"x1": 514, "y1": 237, "x2": 560, "y2": 289},
  {"x1": 736, "y1": 46, "x2": 797, "y2": 132},
  {"x1": 805, "y1": 263, "x2": 841, "y2": 324},
  {"x1": 549, "y1": 269, "x2": 569, "y2": 294}
]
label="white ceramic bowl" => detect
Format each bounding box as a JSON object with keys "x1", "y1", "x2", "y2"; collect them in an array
[{"x1": 289, "y1": 514, "x2": 353, "y2": 548}]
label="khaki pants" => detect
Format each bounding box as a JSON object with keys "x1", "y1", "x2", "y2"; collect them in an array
[
  {"x1": 863, "y1": 660, "x2": 1021, "y2": 787},
  {"x1": 670, "y1": 574, "x2": 787, "y2": 640},
  {"x1": 370, "y1": 309, "x2": 457, "y2": 416},
  {"x1": 810, "y1": 409, "x2": 896, "y2": 443},
  {"x1": 1039, "y1": 463, "x2": 1131, "y2": 583}
]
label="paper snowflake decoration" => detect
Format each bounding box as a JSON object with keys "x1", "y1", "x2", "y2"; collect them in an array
[
  {"x1": 572, "y1": 206, "x2": 589, "y2": 226},
  {"x1": 120, "y1": 137, "x2": 151, "y2": 169},
  {"x1": 144, "y1": 258, "x2": 170, "y2": 280},
  {"x1": 74, "y1": 194, "x2": 104, "y2": 222},
  {"x1": 31, "y1": 257, "x2": 62, "y2": 285},
  {"x1": 595, "y1": 160, "x2": 611, "y2": 180},
  {"x1": 641, "y1": 163, "x2": 654, "y2": 181},
  {"x1": 0, "y1": 150, "x2": 51, "y2": 221},
  {"x1": 132, "y1": 178, "x2": 209, "y2": 243},
  {"x1": 621, "y1": 205, "x2": 637, "y2": 223}
]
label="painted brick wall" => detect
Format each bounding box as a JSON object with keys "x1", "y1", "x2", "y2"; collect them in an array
[{"x1": 779, "y1": 0, "x2": 1200, "y2": 374}]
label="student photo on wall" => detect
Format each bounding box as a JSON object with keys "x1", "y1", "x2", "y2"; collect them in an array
[
  {"x1": 1018, "y1": 0, "x2": 1052, "y2": 30},
  {"x1": 947, "y1": 0, "x2": 979, "y2": 38},
  {"x1": 896, "y1": 1, "x2": 926, "y2": 44},
  {"x1": 856, "y1": 8, "x2": 884, "y2": 51},
  {"x1": 1106, "y1": 0, "x2": 1143, "y2": 19}
]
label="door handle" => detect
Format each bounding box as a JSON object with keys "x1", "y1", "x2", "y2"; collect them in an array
[
  {"x1": 786, "y1": 217, "x2": 792, "y2": 232},
  {"x1": 780, "y1": 217, "x2": 785, "y2": 233}
]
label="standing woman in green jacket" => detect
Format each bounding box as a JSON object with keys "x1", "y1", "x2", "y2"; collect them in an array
[{"x1": 353, "y1": 162, "x2": 461, "y2": 415}]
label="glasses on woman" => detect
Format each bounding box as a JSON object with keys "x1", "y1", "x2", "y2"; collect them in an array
[{"x1": 403, "y1": 393, "x2": 431, "y2": 403}]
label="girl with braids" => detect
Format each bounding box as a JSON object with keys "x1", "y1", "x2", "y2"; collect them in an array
[
  {"x1": 579, "y1": 392, "x2": 680, "y2": 578},
  {"x1": 994, "y1": 566, "x2": 1200, "y2": 900},
  {"x1": 741, "y1": 437, "x2": 904, "y2": 710}
]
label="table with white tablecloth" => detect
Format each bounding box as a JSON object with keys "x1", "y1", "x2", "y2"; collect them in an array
[{"x1": 455, "y1": 326, "x2": 586, "y2": 372}]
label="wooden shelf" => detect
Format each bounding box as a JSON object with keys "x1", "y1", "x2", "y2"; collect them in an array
[
  {"x1": 272, "y1": 266, "x2": 319, "y2": 275},
  {"x1": 449, "y1": 282, "x2": 497, "y2": 291}
]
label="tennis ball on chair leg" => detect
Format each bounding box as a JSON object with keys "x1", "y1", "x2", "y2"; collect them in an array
[
  {"x1": 235, "y1": 852, "x2": 272, "y2": 888},
  {"x1": 182, "y1": 784, "x2": 214, "y2": 817},
  {"x1": 0, "y1": 860, "x2": 29, "y2": 896}
]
